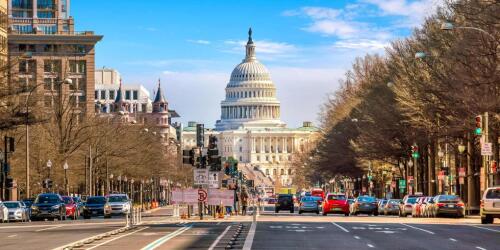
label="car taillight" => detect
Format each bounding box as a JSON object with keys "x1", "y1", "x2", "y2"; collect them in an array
[
  {"x1": 406, "y1": 205, "x2": 412, "y2": 208},
  {"x1": 480, "y1": 200, "x2": 484, "y2": 208},
  {"x1": 457, "y1": 202, "x2": 464, "y2": 207},
  {"x1": 388, "y1": 205, "x2": 392, "y2": 208},
  {"x1": 437, "y1": 203, "x2": 445, "y2": 207}
]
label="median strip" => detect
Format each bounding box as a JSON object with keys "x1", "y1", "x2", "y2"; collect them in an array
[{"x1": 140, "y1": 225, "x2": 192, "y2": 250}]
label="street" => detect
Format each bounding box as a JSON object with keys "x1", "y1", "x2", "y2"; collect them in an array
[{"x1": 1, "y1": 206, "x2": 498, "y2": 250}]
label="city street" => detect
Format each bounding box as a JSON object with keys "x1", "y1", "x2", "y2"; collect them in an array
[{"x1": 1, "y1": 206, "x2": 498, "y2": 250}]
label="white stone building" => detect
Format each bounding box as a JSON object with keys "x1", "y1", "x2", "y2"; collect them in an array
[{"x1": 182, "y1": 29, "x2": 318, "y2": 191}]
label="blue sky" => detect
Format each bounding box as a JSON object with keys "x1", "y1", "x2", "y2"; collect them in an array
[{"x1": 71, "y1": 0, "x2": 439, "y2": 128}]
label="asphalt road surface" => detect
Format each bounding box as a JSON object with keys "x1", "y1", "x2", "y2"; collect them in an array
[{"x1": 0, "y1": 206, "x2": 498, "y2": 250}]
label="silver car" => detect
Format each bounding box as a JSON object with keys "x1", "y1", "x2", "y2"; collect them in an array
[
  {"x1": 0, "y1": 201, "x2": 9, "y2": 223},
  {"x1": 3, "y1": 201, "x2": 29, "y2": 222},
  {"x1": 107, "y1": 194, "x2": 131, "y2": 215}
]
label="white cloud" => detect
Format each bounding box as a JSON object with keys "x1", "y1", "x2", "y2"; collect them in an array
[
  {"x1": 187, "y1": 39, "x2": 211, "y2": 45},
  {"x1": 333, "y1": 39, "x2": 390, "y2": 51},
  {"x1": 362, "y1": 0, "x2": 441, "y2": 27},
  {"x1": 304, "y1": 19, "x2": 358, "y2": 38},
  {"x1": 284, "y1": 7, "x2": 358, "y2": 38}
]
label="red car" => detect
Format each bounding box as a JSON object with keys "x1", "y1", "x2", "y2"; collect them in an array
[
  {"x1": 62, "y1": 196, "x2": 79, "y2": 220},
  {"x1": 322, "y1": 193, "x2": 349, "y2": 216}
]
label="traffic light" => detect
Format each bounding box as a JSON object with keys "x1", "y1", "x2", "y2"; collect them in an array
[
  {"x1": 411, "y1": 145, "x2": 419, "y2": 159},
  {"x1": 182, "y1": 149, "x2": 195, "y2": 165},
  {"x1": 199, "y1": 155, "x2": 207, "y2": 168},
  {"x1": 196, "y1": 124, "x2": 204, "y2": 147},
  {"x1": 474, "y1": 115, "x2": 482, "y2": 135},
  {"x1": 5, "y1": 177, "x2": 13, "y2": 188}
]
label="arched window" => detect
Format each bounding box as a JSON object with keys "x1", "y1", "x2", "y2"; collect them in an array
[
  {"x1": 273, "y1": 169, "x2": 277, "y2": 175},
  {"x1": 280, "y1": 169, "x2": 285, "y2": 175},
  {"x1": 288, "y1": 169, "x2": 292, "y2": 175},
  {"x1": 266, "y1": 169, "x2": 269, "y2": 175}
]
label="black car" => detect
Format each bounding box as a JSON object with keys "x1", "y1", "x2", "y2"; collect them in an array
[
  {"x1": 275, "y1": 194, "x2": 294, "y2": 213},
  {"x1": 83, "y1": 196, "x2": 112, "y2": 219},
  {"x1": 30, "y1": 193, "x2": 67, "y2": 221},
  {"x1": 351, "y1": 196, "x2": 378, "y2": 216}
]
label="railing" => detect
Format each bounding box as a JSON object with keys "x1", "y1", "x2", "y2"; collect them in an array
[{"x1": 9, "y1": 29, "x2": 96, "y2": 36}]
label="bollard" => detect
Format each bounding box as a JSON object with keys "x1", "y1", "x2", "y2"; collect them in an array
[
  {"x1": 126, "y1": 212, "x2": 130, "y2": 227},
  {"x1": 252, "y1": 205, "x2": 257, "y2": 222}
]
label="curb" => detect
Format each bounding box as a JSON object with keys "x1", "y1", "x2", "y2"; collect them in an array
[{"x1": 53, "y1": 225, "x2": 139, "y2": 250}]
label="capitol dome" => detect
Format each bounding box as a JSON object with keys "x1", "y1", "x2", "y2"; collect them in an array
[{"x1": 215, "y1": 28, "x2": 286, "y2": 131}]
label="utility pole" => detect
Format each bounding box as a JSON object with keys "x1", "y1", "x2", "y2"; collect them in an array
[{"x1": 89, "y1": 144, "x2": 93, "y2": 196}]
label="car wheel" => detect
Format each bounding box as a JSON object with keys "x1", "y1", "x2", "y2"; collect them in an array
[
  {"x1": 290, "y1": 208, "x2": 294, "y2": 214},
  {"x1": 275, "y1": 209, "x2": 279, "y2": 213},
  {"x1": 322, "y1": 212, "x2": 327, "y2": 216},
  {"x1": 374, "y1": 211, "x2": 379, "y2": 216},
  {"x1": 299, "y1": 210, "x2": 302, "y2": 215},
  {"x1": 316, "y1": 210, "x2": 319, "y2": 215},
  {"x1": 84, "y1": 215, "x2": 91, "y2": 219},
  {"x1": 344, "y1": 213, "x2": 349, "y2": 217}
]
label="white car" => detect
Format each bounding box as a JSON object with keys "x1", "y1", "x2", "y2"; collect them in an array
[
  {"x1": 481, "y1": 186, "x2": 500, "y2": 224},
  {"x1": 107, "y1": 194, "x2": 131, "y2": 215},
  {"x1": 3, "y1": 201, "x2": 29, "y2": 222},
  {"x1": 0, "y1": 201, "x2": 9, "y2": 223}
]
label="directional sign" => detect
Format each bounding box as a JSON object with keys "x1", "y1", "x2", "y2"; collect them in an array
[
  {"x1": 399, "y1": 179, "x2": 406, "y2": 188},
  {"x1": 208, "y1": 171, "x2": 221, "y2": 188},
  {"x1": 194, "y1": 169, "x2": 209, "y2": 185}
]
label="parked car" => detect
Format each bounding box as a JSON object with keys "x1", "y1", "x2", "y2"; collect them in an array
[
  {"x1": 82, "y1": 196, "x2": 112, "y2": 219},
  {"x1": 267, "y1": 198, "x2": 277, "y2": 204},
  {"x1": 384, "y1": 199, "x2": 401, "y2": 215},
  {"x1": 351, "y1": 196, "x2": 378, "y2": 216},
  {"x1": 0, "y1": 201, "x2": 10, "y2": 223},
  {"x1": 275, "y1": 194, "x2": 294, "y2": 213},
  {"x1": 399, "y1": 196, "x2": 419, "y2": 217},
  {"x1": 377, "y1": 199, "x2": 388, "y2": 215},
  {"x1": 480, "y1": 186, "x2": 500, "y2": 224},
  {"x1": 431, "y1": 195, "x2": 465, "y2": 218},
  {"x1": 62, "y1": 196, "x2": 79, "y2": 220},
  {"x1": 107, "y1": 194, "x2": 131, "y2": 215},
  {"x1": 411, "y1": 197, "x2": 426, "y2": 217},
  {"x1": 420, "y1": 197, "x2": 435, "y2": 217},
  {"x1": 322, "y1": 193, "x2": 349, "y2": 216},
  {"x1": 298, "y1": 196, "x2": 320, "y2": 214},
  {"x1": 72, "y1": 196, "x2": 84, "y2": 215},
  {"x1": 30, "y1": 193, "x2": 67, "y2": 221},
  {"x1": 3, "y1": 201, "x2": 29, "y2": 222}
]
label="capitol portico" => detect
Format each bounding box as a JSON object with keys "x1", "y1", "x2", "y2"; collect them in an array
[{"x1": 182, "y1": 29, "x2": 318, "y2": 192}]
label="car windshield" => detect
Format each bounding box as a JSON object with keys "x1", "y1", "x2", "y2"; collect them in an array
[
  {"x1": 389, "y1": 200, "x2": 400, "y2": 204},
  {"x1": 486, "y1": 189, "x2": 500, "y2": 199},
  {"x1": 439, "y1": 195, "x2": 460, "y2": 202},
  {"x1": 406, "y1": 198, "x2": 417, "y2": 204},
  {"x1": 4, "y1": 202, "x2": 20, "y2": 208},
  {"x1": 328, "y1": 195, "x2": 346, "y2": 200},
  {"x1": 358, "y1": 196, "x2": 376, "y2": 202},
  {"x1": 62, "y1": 197, "x2": 73, "y2": 204},
  {"x1": 87, "y1": 197, "x2": 106, "y2": 204},
  {"x1": 35, "y1": 195, "x2": 60, "y2": 204},
  {"x1": 108, "y1": 196, "x2": 128, "y2": 202},
  {"x1": 301, "y1": 197, "x2": 316, "y2": 202}
]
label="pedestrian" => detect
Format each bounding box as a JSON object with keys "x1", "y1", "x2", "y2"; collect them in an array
[{"x1": 241, "y1": 188, "x2": 249, "y2": 216}]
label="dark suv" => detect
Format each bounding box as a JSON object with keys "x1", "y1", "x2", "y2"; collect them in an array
[
  {"x1": 30, "y1": 193, "x2": 67, "y2": 221},
  {"x1": 83, "y1": 196, "x2": 112, "y2": 219},
  {"x1": 275, "y1": 194, "x2": 294, "y2": 213}
]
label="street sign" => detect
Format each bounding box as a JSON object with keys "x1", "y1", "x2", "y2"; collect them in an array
[
  {"x1": 391, "y1": 181, "x2": 396, "y2": 188},
  {"x1": 194, "y1": 169, "x2": 209, "y2": 185},
  {"x1": 198, "y1": 189, "x2": 208, "y2": 202},
  {"x1": 481, "y1": 143, "x2": 492, "y2": 156},
  {"x1": 491, "y1": 161, "x2": 497, "y2": 174},
  {"x1": 459, "y1": 168, "x2": 466, "y2": 177},
  {"x1": 171, "y1": 188, "x2": 199, "y2": 204},
  {"x1": 208, "y1": 189, "x2": 234, "y2": 206},
  {"x1": 208, "y1": 171, "x2": 221, "y2": 188},
  {"x1": 399, "y1": 179, "x2": 406, "y2": 188}
]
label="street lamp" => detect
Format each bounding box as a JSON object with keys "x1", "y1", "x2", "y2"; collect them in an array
[
  {"x1": 415, "y1": 51, "x2": 427, "y2": 59},
  {"x1": 46, "y1": 160, "x2": 52, "y2": 178},
  {"x1": 63, "y1": 161, "x2": 69, "y2": 195},
  {"x1": 440, "y1": 21, "x2": 496, "y2": 40}
]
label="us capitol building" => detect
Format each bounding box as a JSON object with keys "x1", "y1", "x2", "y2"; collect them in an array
[{"x1": 182, "y1": 29, "x2": 318, "y2": 193}]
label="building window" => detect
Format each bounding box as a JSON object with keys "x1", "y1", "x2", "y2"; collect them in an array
[
  {"x1": 266, "y1": 169, "x2": 269, "y2": 175},
  {"x1": 288, "y1": 169, "x2": 292, "y2": 175},
  {"x1": 125, "y1": 90, "x2": 131, "y2": 100},
  {"x1": 288, "y1": 155, "x2": 292, "y2": 161},
  {"x1": 69, "y1": 60, "x2": 86, "y2": 73},
  {"x1": 100, "y1": 90, "x2": 106, "y2": 100},
  {"x1": 38, "y1": 25, "x2": 57, "y2": 34},
  {"x1": 109, "y1": 90, "x2": 115, "y2": 100},
  {"x1": 239, "y1": 156, "x2": 242, "y2": 161},
  {"x1": 133, "y1": 90, "x2": 138, "y2": 100},
  {"x1": 256, "y1": 156, "x2": 260, "y2": 162},
  {"x1": 273, "y1": 169, "x2": 277, "y2": 175},
  {"x1": 44, "y1": 60, "x2": 61, "y2": 73},
  {"x1": 239, "y1": 147, "x2": 242, "y2": 152},
  {"x1": 77, "y1": 78, "x2": 86, "y2": 91},
  {"x1": 19, "y1": 60, "x2": 35, "y2": 74},
  {"x1": 280, "y1": 169, "x2": 285, "y2": 175},
  {"x1": 19, "y1": 44, "x2": 35, "y2": 52},
  {"x1": 95, "y1": 90, "x2": 98, "y2": 99},
  {"x1": 43, "y1": 44, "x2": 58, "y2": 52},
  {"x1": 265, "y1": 156, "x2": 269, "y2": 161}
]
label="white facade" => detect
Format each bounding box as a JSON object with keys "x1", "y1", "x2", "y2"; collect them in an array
[
  {"x1": 94, "y1": 68, "x2": 152, "y2": 113},
  {"x1": 182, "y1": 29, "x2": 318, "y2": 189}
]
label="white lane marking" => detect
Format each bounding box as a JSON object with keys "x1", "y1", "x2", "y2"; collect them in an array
[
  {"x1": 0, "y1": 221, "x2": 124, "y2": 230},
  {"x1": 367, "y1": 244, "x2": 375, "y2": 248},
  {"x1": 354, "y1": 235, "x2": 360, "y2": 240},
  {"x1": 400, "y1": 223, "x2": 434, "y2": 235},
  {"x1": 141, "y1": 225, "x2": 191, "y2": 250},
  {"x1": 86, "y1": 227, "x2": 149, "y2": 250},
  {"x1": 216, "y1": 222, "x2": 221, "y2": 225},
  {"x1": 208, "y1": 225, "x2": 231, "y2": 250},
  {"x1": 332, "y1": 222, "x2": 349, "y2": 233},
  {"x1": 36, "y1": 225, "x2": 64, "y2": 232},
  {"x1": 7, "y1": 234, "x2": 17, "y2": 238},
  {"x1": 476, "y1": 247, "x2": 487, "y2": 250},
  {"x1": 243, "y1": 222, "x2": 257, "y2": 250},
  {"x1": 471, "y1": 226, "x2": 500, "y2": 233},
  {"x1": 449, "y1": 238, "x2": 457, "y2": 242}
]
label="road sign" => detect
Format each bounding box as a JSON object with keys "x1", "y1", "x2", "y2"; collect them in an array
[
  {"x1": 208, "y1": 171, "x2": 221, "y2": 188},
  {"x1": 194, "y1": 169, "x2": 209, "y2": 185},
  {"x1": 172, "y1": 188, "x2": 199, "y2": 204},
  {"x1": 208, "y1": 189, "x2": 234, "y2": 206},
  {"x1": 459, "y1": 177, "x2": 464, "y2": 185},
  {"x1": 399, "y1": 179, "x2": 406, "y2": 188},
  {"x1": 491, "y1": 161, "x2": 497, "y2": 174},
  {"x1": 481, "y1": 143, "x2": 492, "y2": 156},
  {"x1": 198, "y1": 189, "x2": 207, "y2": 202},
  {"x1": 391, "y1": 181, "x2": 396, "y2": 188}
]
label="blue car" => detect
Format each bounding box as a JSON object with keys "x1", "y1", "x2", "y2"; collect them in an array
[{"x1": 298, "y1": 196, "x2": 320, "y2": 214}]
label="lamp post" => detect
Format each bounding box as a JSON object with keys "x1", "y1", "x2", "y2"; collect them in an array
[
  {"x1": 109, "y1": 174, "x2": 114, "y2": 194},
  {"x1": 408, "y1": 160, "x2": 414, "y2": 195},
  {"x1": 438, "y1": 149, "x2": 444, "y2": 194},
  {"x1": 63, "y1": 161, "x2": 69, "y2": 195},
  {"x1": 46, "y1": 160, "x2": 52, "y2": 192},
  {"x1": 458, "y1": 144, "x2": 466, "y2": 200}
]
